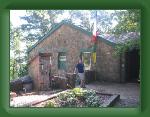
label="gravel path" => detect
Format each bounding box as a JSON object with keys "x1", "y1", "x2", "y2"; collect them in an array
[
  {"x1": 10, "y1": 90, "x2": 63, "y2": 107},
  {"x1": 113, "y1": 98, "x2": 140, "y2": 108},
  {"x1": 10, "y1": 95, "x2": 50, "y2": 107}
]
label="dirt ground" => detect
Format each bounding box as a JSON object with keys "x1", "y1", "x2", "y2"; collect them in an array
[{"x1": 85, "y1": 81, "x2": 140, "y2": 108}]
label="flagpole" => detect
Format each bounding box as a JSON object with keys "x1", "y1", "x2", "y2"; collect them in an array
[{"x1": 95, "y1": 10, "x2": 97, "y2": 81}]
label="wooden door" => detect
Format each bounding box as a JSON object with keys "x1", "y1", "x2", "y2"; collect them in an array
[{"x1": 39, "y1": 54, "x2": 51, "y2": 90}]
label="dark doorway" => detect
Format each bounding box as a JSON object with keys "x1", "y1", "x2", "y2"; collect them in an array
[{"x1": 125, "y1": 49, "x2": 140, "y2": 82}]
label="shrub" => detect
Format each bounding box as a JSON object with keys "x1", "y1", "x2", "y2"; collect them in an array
[
  {"x1": 58, "y1": 91, "x2": 75, "y2": 101},
  {"x1": 72, "y1": 88, "x2": 87, "y2": 97},
  {"x1": 84, "y1": 89, "x2": 96, "y2": 98},
  {"x1": 44, "y1": 101, "x2": 55, "y2": 108},
  {"x1": 58, "y1": 91, "x2": 77, "y2": 107},
  {"x1": 85, "y1": 95, "x2": 101, "y2": 107},
  {"x1": 84, "y1": 89, "x2": 101, "y2": 107},
  {"x1": 49, "y1": 88, "x2": 101, "y2": 107}
]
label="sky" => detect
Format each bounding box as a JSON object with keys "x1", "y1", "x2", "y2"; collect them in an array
[{"x1": 10, "y1": 10, "x2": 27, "y2": 27}]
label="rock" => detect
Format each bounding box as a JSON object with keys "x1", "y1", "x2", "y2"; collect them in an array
[{"x1": 10, "y1": 92, "x2": 17, "y2": 98}]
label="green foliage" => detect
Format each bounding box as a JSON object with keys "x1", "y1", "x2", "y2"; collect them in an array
[
  {"x1": 52, "y1": 88, "x2": 101, "y2": 107},
  {"x1": 72, "y1": 88, "x2": 87, "y2": 97},
  {"x1": 20, "y1": 10, "x2": 63, "y2": 42},
  {"x1": 59, "y1": 88, "x2": 87, "y2": 99},
  {"x1": 10, "y1": 24, "x2": 28, "y2": 80},
  {"x1": 58, "y1": 91, "x2": 77, "y2": 107},
  {"x1": 10, "y1": 58, "x2": 18, "y2": 80},
  {"x1": 66, "y1": 97, "x2": 78, "y2": 107},
  {"x1": 85, "y1": 95, "x2": 100, "y2": 107},
  {"x1": 18, "y1": 64, "x2": 28, "y2": 78},
  {"x1": 94, "y1": 10, "x2": 114, "y2": 33},
  {"x1": 113, "y1": 39, "x2": 140, "y2": 56},
  {"x1": 83, "y1": 89, "x2": 101, "y2": 107},
  {"x1": 111, "y1": 10, "x2": 140, "y2": 34},
  {"x1": 58, "y1": 91, "x2": 76, "y2": 101},
  {"x1": 84, "y1": 89, "x2": 96, "y2": 98},
  {"x1": 44, "y1": 101, "x2": 56, "y2": 108}
]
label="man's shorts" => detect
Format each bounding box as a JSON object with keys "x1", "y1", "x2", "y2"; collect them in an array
[{"x1": 78, "y1": 73, "x2": 85, "y2": 80}]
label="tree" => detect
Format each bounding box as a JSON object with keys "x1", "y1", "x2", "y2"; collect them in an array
[
  {"x1": 91, "y1": 10, "x2": 114, "y2": 33},
  {"x1": 10, "y1": 24, "x2": 28, "y2": 80},
  {"x1": 111, "y1": 10, "x2": 141, "y2": 56},
  {"x1": 111, "y1": 10, "x2": 140, "y2": 34},
  {"x1": 18, "y1": 63, "x2": 28, "y2": 77},
  {"x1": 20, "y1": 10, "x2": 63, "y2": 44}
]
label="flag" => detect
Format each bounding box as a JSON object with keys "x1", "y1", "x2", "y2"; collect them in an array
[
  {"x1": 91, "y1": 21, "x2": 97, "y2": 43},
  {"x1": 91, "y1": 10, "x2": 98, "y2": 43},
  {"x1": 91, "y1": 11, "x2": 97, "y2": 64},
  {"x1": 92, "y1": 52, "x2": 96, "y2": 64}
]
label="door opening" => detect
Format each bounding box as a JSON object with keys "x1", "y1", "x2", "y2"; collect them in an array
[
  {"x1": 125, "y1": 49, "x2": 140, "y2": 82},
  {"x1": 39, "y1": 53, "x2": 51, "y2": 90}
]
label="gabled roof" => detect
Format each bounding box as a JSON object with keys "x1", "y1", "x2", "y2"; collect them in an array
[
  {"x1": 27, "y1": 21, "x2": 116, "y2": 53},
  {"x1": 27, "y1": 21, "x2": 140, "y2": 53}
]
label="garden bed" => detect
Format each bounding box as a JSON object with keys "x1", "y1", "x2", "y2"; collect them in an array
[{"x1": 32, "y1": 88, "x2": 120, "y2": 108}]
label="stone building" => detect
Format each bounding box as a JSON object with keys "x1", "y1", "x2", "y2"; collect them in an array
[
  {"x1": 96, "y1": 32, "x2": 140, "y2": 83},
  {"x1": 27, "y1": 21, "x2": 140, "y2": 90}
]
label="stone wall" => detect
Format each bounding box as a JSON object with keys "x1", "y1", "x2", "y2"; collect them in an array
[
  {"x1": 28, "y1": 55, "x2": 40, "y2": 90},
  {"x1": 28, "y1": 24, "x2": 92, "y2": 76},
  {"x1": 96, "y1": 40, "x2": 121, "y2": 82},
  {"x1": 28, "y1": 53, "x2": 51, "y2": 90}
]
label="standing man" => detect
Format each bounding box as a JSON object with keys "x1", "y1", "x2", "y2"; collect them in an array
[{"x1": 74, "y1": 59, "x2": 86, "y2": 88}]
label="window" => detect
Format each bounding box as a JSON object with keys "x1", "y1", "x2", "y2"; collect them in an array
[
  {"x1": 58, "y1": 52, "x2": 66, "y2": 70},
  {"x1": 49, "y1": 56, "x2": 52, "y2": 65},
  {"x1": 82, "y1": 52, "x2": 92, "y2": 70}
]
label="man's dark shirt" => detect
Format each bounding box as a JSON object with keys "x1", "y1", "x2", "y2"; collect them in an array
[{"x1": 76, "y1": 63, "x2": 84, "y2": 73}]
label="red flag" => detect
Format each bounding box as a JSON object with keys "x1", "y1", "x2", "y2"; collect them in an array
[
  {"x1": 92, "y1": 31, "x2": 98, "y2": 43},
  {"x1": 91, "y1": 18, "x2": 98, "y2": 43}
]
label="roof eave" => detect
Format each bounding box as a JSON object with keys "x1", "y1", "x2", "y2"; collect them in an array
[{"x1": 97, "y1": 36, "x2": 117, "y2": 47}]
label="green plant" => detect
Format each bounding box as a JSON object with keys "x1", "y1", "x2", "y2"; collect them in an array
[
  {"x1": 84, "y1": 89, "x2": 96, "y2": 97},
  {"x1": 58, "y1": 91, "x2": 75, "y2": 101},
  {"x1": 72, "y1": 88, "x2": 87, "y2": 97},
  {"x1": 58, "y1": 91, "x2": 77, "y2": 107},
  {"x1": 84, "y1": 90, "x2": 101, "y2": 107},
  {"x1": 57, "y1": 88, "x2": 101, "y2": 107},
  {"x1": 85, "y1": 95, "x2": 101, "y2": 107},
  {"x1": 44, "y1": 101, "x2": 56, "y2": 108},
  {"x1": 66, "y1": 97, "x2": 78, "y2": 107},
  {"x1": 113, "y1": 39, "x2": 140, "y2": 57}
]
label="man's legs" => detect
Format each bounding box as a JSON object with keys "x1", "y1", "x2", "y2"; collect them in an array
[
  {"x1": 80, "y1": 79, "x2": 83, "y2": 88},
  {"x1": 81, "y1": 79, "x2": 85, "y2": 88},
  {"x1": 79, "y1": 73, "x2": 85, "y2": 88}
]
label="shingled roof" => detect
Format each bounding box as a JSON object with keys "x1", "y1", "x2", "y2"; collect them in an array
[
  {"x1": 99, "y1": 32, "x2": 140, "y2": 44},
  {"x1": 27, "y1": 21, "x2": 140, "y2": 53}
]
